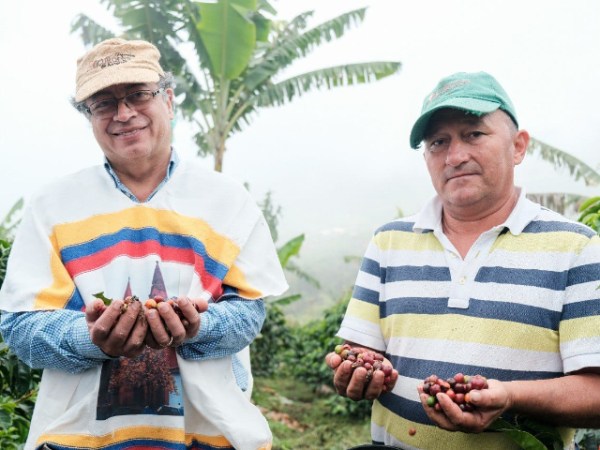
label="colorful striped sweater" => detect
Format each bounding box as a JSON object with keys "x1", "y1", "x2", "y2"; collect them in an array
[
  {"x1": 338, "y1": 193, "x2": 600, "y2": 449},
  {"x1": 0, "y1": 158, "x2": 288, "y2": 450}
]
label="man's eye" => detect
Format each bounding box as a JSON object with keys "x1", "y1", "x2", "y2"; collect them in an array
[
  {"x1": 127, "y1": 91, "x2": 151, "y2": 103},
  {"x1": 427, "y1": 139, "x2": 445, "y2": 152},
  {"x1": 468, "y1": 131, "x2": 484, "y2": 139},
  {"x1": 91, "y1": 99, "x2": 114, "y2": 111}
]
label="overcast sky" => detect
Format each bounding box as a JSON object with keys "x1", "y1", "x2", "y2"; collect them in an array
[{"x1": 2, "y1": 0, "x2": 600, "y2": 245}]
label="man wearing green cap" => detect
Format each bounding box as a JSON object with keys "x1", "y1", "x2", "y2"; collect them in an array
[{"x1": 326, "y1": 71, "x2": 600, "y2": 448}]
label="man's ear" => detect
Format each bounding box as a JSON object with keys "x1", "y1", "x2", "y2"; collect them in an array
[
  {"x1": 513, "y1": 129, "x2": 529, "y2": 165},
  {"x1": 166, "y1": 88, "x2": 175, "y2": 120}
]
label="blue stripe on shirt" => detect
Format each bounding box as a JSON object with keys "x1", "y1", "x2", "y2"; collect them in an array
[{"x1": 381, "y1": 297, "x2": 561, "y2": 329}]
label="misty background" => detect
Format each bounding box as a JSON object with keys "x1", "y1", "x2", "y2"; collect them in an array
[{"x1": 2, "y1": 0, "x2": 599, "y2": 319}]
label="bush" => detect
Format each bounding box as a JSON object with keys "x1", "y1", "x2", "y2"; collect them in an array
[
  {"x1": 0, "y1": 239, "x2": 42, "y2": 448},
  {"x1": 283, "y1": 293, "x2": 373, "y2": 419},
  {"x1": 0, "y1": 340, "x2": 41, "y2": 448},
  {"x1": 250, "y1": 303, "x2": 295, "y2": 377},
  {"x1": 0, "y1": 239, "x2": 11, "y2": 289},
  {"x1": 285, "y1": 298, "x2": 349, "y2": 386}
]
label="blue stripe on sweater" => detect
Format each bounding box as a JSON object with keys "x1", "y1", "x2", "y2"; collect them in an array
[{"x1": 60, "y1": 227, "x2": 229, "y2": 279}]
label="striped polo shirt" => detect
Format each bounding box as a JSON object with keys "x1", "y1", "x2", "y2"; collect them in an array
[{"x1": 338, "y1": 191, "x2": 600, "y2": 449}]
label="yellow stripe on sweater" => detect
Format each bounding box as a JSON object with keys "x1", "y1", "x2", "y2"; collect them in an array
[{"x1": 38, "y1": 425, "x2": 231, "y2": 448}]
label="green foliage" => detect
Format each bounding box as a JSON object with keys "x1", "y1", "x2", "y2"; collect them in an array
[
  {"x1": 577, "y1": 195, "x2": 600, "y2": 233},
  {"x1": 0, "y1": 198, "x2": 23, "y2": 241},
  {"x1": 0, "y1": 340, "x2": 41, "y2": 449},
  {"x1": 277, "y1": 234, "x2": 305, "y2": 268},
  {"x1": 283, "y1": 295, "x2": 372, "y2": 419},
  {"x1": 250, "y1": 303, "x2": 294, "y2": 377},
  {"x1": 0, "y1": 240, "x2": 11, "y2": 290},
  {"x1": 252, "y1": 292, "x2": 372, "y2": 418},
  {"x1": 0, "y1": 239, "x2": 41, "y2": 448},
  {"x1": 490, "y1": 417, "x2": 564, "y2": 450},
  {"x1": 285, "y1": 298, "x2": 347, "y2": 386}
]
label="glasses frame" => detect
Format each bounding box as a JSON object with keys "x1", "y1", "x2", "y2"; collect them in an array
[{"x1": 85, "y1": 88, "x2": 165, "y2": 118}]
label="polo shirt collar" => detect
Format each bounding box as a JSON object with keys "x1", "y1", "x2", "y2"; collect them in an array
[{"x1": 413, "y1": 188, "x2": 541, "y2": 236}]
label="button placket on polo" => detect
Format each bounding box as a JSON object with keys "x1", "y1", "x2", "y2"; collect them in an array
[{"x1": 446, "y1": 231, "x2": 500, "y2": 309}]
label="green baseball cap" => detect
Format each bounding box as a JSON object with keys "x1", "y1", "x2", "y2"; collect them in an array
[{"x1": 409, "y1": 71, "x2": 518, "y2": 149}]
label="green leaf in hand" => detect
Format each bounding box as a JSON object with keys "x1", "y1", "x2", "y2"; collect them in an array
[{"x1": 92, "y1": 292, "x2": 113, "y2": 306}]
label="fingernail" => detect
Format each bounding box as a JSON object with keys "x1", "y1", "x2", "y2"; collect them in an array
[
  {"x1": 147, "y1": 310, "x2": 157, "y2": 318},
  {"x1": 469, "y1": 391, "x2": 481, "y2": 403}
]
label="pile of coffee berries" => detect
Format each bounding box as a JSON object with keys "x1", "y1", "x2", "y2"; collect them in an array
[
  {"x1": 144, "y1": 295, "x2": 204, "y2": 319},
  {"x1": 92, "y1": 292, "x2": 140, "y2": 313},
  {"x1": 334, "y1": 344, "x2": 394, "y2": 384},
  {"x1": 422, "y1": 373, "x2": 488, "y2": 411}
]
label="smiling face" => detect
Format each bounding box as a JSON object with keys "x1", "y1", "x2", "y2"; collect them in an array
[
  {"x1": 422, "y1": 108, "x2": 528, "y2": 219},
  {"x1": 87, "y1": 82, "x2": 174, "y2": 171}
]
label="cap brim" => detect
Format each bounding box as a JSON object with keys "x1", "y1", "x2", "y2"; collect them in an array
[{"x1": 409, "y1": 97, "x2": 501, "y2": 149}]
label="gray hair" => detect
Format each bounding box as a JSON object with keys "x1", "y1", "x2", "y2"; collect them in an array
[{"x1": 71, "y1": 71, "x2": 176, "y2": 118}]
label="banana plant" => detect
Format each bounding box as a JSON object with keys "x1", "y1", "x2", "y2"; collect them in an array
[
  {"x1": 526, "y1": 137, "x2": 600, "y2": 216},
  {"x1": 527, "y1": 137, "x2": 600, "y2": 187},
  {"x1": 71, "y1": 0, "x2": 402, "y2": 172}
]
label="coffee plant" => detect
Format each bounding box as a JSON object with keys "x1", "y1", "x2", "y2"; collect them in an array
[
  {"x1": 250, "y1": 302, "x2": 295, "y2": 377},
  {"x1": 0, "y1": 239, "x2": 42, "y2": 448},
  {"x1": 284, "y1": 295, "x2": 373, "y2": 419}
]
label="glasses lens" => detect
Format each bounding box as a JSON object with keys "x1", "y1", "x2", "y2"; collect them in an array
[
  {"x1": 88, "y1": 90, "x2": 159, "y2": 118},
  {"x1": 89, "y1": 99, "x2": 117, "y2": 118},
  {"x1": 126, "y1": 90, "x2": 153, "y2": 106}
]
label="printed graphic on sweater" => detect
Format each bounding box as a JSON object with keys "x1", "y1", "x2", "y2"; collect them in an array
[{"x1": 97, "y1": 261, "x2": 184, "y2": 420}]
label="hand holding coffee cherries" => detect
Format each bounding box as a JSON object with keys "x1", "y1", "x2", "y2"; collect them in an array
[
  {"x1": 325, "y1": 343, "x2": 398, "y2": 401},
  {"x1": 418, "y1": 372, "x2": 511, "y2": 433},
  {"x1": 422, "y1": 373, "x2": 488, "y2": 412}
]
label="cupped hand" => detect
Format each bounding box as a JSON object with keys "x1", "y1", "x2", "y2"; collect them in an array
[
  {"x1": 145, "y1": 297, "x2": 208, "y2": 349},
  {"x1": 325, "y1": 348, "x2": 398, "y2": 401},
  {"x1": 86, "y1": 298, "x2": 147, "y2": 358},
  {"x1": 417, "y1": 378, "x2": 511, "y2": 433}
]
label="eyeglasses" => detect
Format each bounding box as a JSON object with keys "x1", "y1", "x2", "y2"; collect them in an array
[{"x1": 86, "y1": 88, "x2": 164, "y2": 119}]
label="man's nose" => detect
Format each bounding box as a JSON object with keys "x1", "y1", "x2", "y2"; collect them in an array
[
  {"x1": 445, "y1": 140, "x2": 470, "y2": 167},
  {"x1": 113, "y1": 99, "x2": 137, "y2": 121}
]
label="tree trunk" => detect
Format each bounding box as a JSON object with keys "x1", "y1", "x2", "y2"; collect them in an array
[{"x1": 214, "y1": 141, "x2": 225, "y2": 173}]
